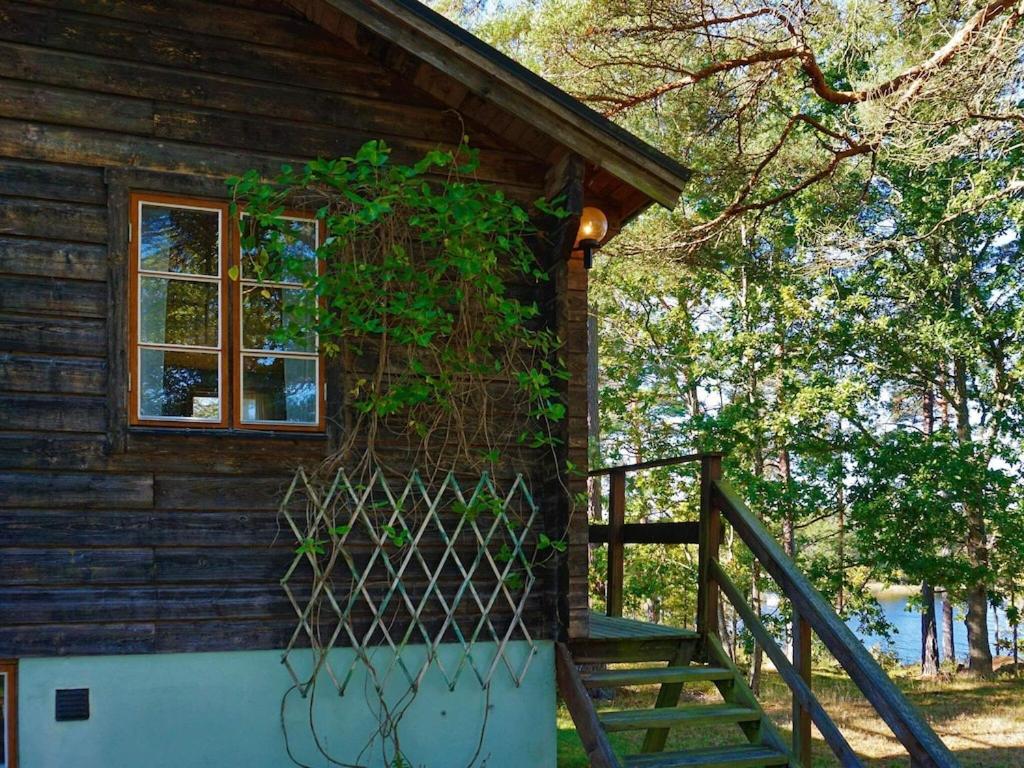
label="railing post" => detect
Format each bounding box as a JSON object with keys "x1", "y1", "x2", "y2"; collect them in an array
[
  {"x1": 606, "y1": 468, "x2": 625, "y2": 618},
  {"x1": 697, "y1": 453, "x2": 722, "y2": 639},
  {"x1": 793, "y1": 610, "x2": 812, "y2": 767}
]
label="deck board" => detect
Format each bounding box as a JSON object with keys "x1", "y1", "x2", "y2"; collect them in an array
[{"x1": 589, "y1": 612, "x2": 698, "y2": 640}]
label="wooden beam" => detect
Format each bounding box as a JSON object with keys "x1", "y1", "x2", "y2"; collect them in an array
[
  {"x1": 793, "y1": 611, "x2": 813, "y2": 767},
  {"x1": 589, "y1": 522, "x2": 698, "y2": 545},
  {"x1": 703, "y1": 633, "x2": 794, "y2": 761},
  {"x1": 640, "y1": 640, "x2": 696, "y2": 753},
  {"x1": 607, "y1": 468, "x2": 625, "y2": 618},
  {"x1": 696, "y1": 453, "x2": 722, "y2": 640},
  {"x1": 588, "y1": 453, "x2": 704, "y2": 477}
]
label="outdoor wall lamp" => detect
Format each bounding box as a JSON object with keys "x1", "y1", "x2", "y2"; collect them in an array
[{"x1": 574, "y1": 206, "x2": 608, "y2": 269}]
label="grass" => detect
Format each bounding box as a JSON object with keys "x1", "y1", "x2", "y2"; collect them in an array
[{"x1": 557, "y1": 667, "x2": 1024, "y2": 767}]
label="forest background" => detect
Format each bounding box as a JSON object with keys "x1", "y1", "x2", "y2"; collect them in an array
[{"x1": 428, "y1": 0, "x2": 1024, "y2": 687}]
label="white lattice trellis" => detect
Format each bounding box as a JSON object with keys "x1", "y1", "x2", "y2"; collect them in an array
[{"x1": 279, "y1": 468, "x2": 541, "y2": 696}]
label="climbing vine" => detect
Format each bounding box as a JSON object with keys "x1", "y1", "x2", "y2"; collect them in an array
[{"x1": 229, "y1": 139, "x2": 572, "y2": 767}]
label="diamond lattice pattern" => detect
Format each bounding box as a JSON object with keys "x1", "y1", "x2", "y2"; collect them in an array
[{"x1": 279, "y1": 468, "x2": 541, "y2": 696}]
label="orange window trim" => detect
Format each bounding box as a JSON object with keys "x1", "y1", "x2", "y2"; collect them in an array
[
  {"x1": 128, "y1": 192, "x2": 325, "y2": 432},
  {"x1": 1, "y1": 660, "x2": 16, "y2": 768}
]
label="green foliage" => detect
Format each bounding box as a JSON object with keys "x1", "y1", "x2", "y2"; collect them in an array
[
  {"x1": 849, "y1": 429, "x2": 1012, "y2": 589},
  {"x1": 228, "y1": 139, "x2": 569, "y2": 464}
]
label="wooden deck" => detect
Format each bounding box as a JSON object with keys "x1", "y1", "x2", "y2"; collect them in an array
[{"x1": 589, "y1": 613, "x2": 699, "y2": 640}]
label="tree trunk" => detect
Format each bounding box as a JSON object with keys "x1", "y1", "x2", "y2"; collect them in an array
[
  {"x1": 920, "y1": 387, "x2": 940, "y2": 676},
  {"x1": 954, "y1": 356, "x2": 993, "y2": 674},
  {"x1": 942, "y1": 593, "x2": 956, "y2": 664},
  {"x1": 938, "y1": 384, "x2": 956, "y2": 667},
  {"x1": 921, "y1": 582, "x2": 940, "y2": 675},
  {"x1": 965, "y1": 585, "x2": 992, "y2": 673},
  {"x1": 994, "y1": 605, "x2": 1001, "y2": 656},
  {"x1": 720, "y1": 600, "x2": 734, "y2": 661},
  {"x1": 1012, "y1": 588, "x2": 1019, "y2": 671}
]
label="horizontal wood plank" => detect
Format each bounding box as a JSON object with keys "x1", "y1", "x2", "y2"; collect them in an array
[
  {"x1": 0, "y1": 314, "x2": 105, "y2": 356},
  {"x1": 0, "y1": 394, "x2": 107, "y2": 432},
  {"x1": 599, "y1": 704, "x2": 760, "y2": 732},
  {"x1": 0, "y1": 547, "x2": 156, "y2": 585},
  {"x1": 0, "y1": 77, "x2": 154, "y2": 136},
  {"x1": 0, "y1": 584, "x2": 295, "y2": 623},
  {"x1": 0, "y1": 276, "x2": 106, "y2": 318},
  {"x1": 26, "y1": 0, "x2": 353, "y2": 55},
  {"x1": 0, "y1": 118, "x2": 295, "y2": 179},
  {"x1": 0, "y1": 354, "x2": 107, "y2": 395},
  {"x1": 0, "y1": 2, "x2": 389, "y2": 93},
  {"x1": 0, "y1": 158, "x2": 107, "y2": 203},
  {"x1": 0, "y1": 509, "x2": 281, "y2": 547},
  {"x1": 0, "y1": 621, "x2": 156, "y2": 656},
  {"x1": 153, "y1": 474, "x2": 295, "y2": 510},
  {"x1": 0, "y1": 196, "x2": 107, "y2": 243},
  {"x1": 0, "y1": 433, "x2": 109, "y2": 471},
  {"x1": 622, "y1": 745, "x2": 790, "y2": 768},
  {"x1": 0, "y1": 471, "x2": 153, "y2": 507},
  {"x1": 0, "y1": 237, "x2": 108, "y2": 281},
  {"x1": 0, "y1": 41, "x2": 441, "y2": 129}
]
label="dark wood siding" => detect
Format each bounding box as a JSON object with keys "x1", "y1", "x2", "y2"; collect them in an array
[{"x1": 0, "y1": 0, "x2": 579, "y2": 656}]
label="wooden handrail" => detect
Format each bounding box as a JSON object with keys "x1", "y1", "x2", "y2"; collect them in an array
[
  {"x1": 711, "y1": 479, "x2": 960, "y2": 768},
  {"x1": 710, "y1": 560, "x2": 862, "y2": 767},
  {"x1": 555, "y1": 643, "x2": 622, "y2": 768},
  {"x1": 587, "y1": 452, "x2": 714, "y2": 477},
  {"x1": 590, "y1": 452, "x2": 718, "y2": 618}
]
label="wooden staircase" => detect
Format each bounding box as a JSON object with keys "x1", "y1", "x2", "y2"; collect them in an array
[
  {"x1": 564, "y1": 453, "x2": 961, "y2": 768},
  {"x1": 558, "y1": 615, "x2": 793, "y2": 768}
]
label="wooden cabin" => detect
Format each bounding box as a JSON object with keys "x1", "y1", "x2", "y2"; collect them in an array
[{"x1": 0, "y1": 2, "x2": 958, "y2": 768}]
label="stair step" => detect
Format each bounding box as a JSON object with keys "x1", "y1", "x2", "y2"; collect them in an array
[
  {"x1": 569, "y1": 636, "x2": 698, "y2": 664},
  {"x1": 581, "y1": 665, "x2": 734, "y2": 688},
  {"x1": 599, "y1": 703, "x2": 762, "y2": 732},
  {"x1": 623, "y1": 744, "x2": 790, "y2": 768}
]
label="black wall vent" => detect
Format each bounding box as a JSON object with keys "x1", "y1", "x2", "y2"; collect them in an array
[{"x1": 55, "y1": 688, "x2": 90, "y2": 721}]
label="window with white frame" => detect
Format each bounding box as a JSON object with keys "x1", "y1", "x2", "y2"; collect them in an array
[{"x1": 129, "y1": 194, "x2": 323, "y2": 430}]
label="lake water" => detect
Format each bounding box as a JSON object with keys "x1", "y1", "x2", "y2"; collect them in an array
[{"x1": 846, "y1": 593, "x2": 1015, "y2": 665}]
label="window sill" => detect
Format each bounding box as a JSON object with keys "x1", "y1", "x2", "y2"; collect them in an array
[{"x1": 127, "y1": 426, "x2": 328, "y2": 441}]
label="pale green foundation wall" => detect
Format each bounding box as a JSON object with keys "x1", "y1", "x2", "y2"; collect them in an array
[{"x1": 18, "y1": 640, "x2": 555, "y2": 768}]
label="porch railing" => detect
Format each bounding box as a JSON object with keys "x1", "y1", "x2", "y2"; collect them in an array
[
  {"x1": 588, "y1": 453, "x2": 704, "y2": 618},
  {"x1": 588, "y1": 453, "x2": 959, "y2": 768}
]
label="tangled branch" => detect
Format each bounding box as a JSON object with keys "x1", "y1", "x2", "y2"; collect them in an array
[{"x1": 545, "y1": 0, "x2": 1024, "y2": 249}]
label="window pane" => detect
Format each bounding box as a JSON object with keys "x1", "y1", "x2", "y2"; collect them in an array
[
  {"x1": 140, "y1": 204, "x2": 219, "y2": 275},
  {"x1": 241, "y1": 284, "x2": 315, "y2": 352},
  {"x1": 140, "y1": 277, "x2": 219, "y2": 347},
  {"x1": 140, "y1": 348, "x2": 220, "y2": 420},
  {"x1": 242, "y1": 355, "x2": 317, "y2": 424},
  {"x1": 241, "y1": 217, "x2": 317, "y2": 283}
]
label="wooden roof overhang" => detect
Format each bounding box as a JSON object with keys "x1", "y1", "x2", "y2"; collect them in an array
[{"x1": 282, "y1": 0, "x2": 691, "y2": 227}]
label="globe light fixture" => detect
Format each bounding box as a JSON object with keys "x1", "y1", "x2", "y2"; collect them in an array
[{"x1": 574, "y1": 206, "x2": 608, "y2": 269}]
